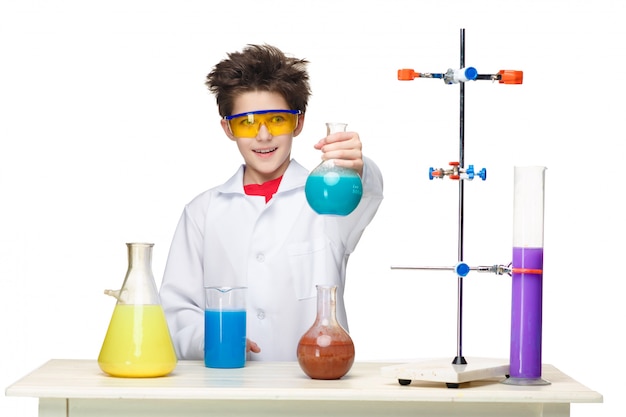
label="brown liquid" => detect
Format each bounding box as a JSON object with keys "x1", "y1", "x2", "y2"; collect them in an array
[{"x1": 297, "y1": 336, "x2": 355, "y2": 380}]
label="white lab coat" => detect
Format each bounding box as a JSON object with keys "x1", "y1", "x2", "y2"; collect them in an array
[{"x1": 159, "y1": 157, "x2": 383, "y2": 361}]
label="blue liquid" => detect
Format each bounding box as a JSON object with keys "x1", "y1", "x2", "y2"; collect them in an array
[
  {"x1": 204, "y1": 310, "x2": 246, "y2": 368},
  {"x1": 305, "y1": 171, "x2": 363, "y2": 216}
]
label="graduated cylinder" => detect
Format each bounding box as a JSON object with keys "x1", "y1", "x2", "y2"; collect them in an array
[{"x1": 504, "y1": 166, "x2": 550, "y2": 385}]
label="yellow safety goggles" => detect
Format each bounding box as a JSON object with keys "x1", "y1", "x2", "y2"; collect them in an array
[{"x1": 225, "y1": 109, "x2": 301, "y2": 138}]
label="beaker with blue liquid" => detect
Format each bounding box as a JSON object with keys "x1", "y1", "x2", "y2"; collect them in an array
[{"x1": 204, "y1": 286, "x2": 247, "y2": 369}]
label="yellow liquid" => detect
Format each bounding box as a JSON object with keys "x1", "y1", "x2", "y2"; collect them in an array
[{"x1": 98, "y1": 304, "x2": 177, "y2": 378}]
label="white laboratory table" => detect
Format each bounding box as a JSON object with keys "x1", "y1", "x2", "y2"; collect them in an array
[{"x1": 5, "y1": 359, "x2": 602, "y2": 417}]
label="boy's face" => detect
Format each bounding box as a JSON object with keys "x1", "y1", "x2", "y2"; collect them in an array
[{"x1": 221, "y1": 90, "x2": 304, "y2": 185}]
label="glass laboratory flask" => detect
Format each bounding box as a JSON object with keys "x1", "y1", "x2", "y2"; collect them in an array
[
  {"x1": 98, "y1": 243, "x2": 177, "y2": 378},
  {"x1": 296, "y1": 285, "x2": 355, "y2": 380},
  {"x1": 305, "y1": 123, "x2": 363, "y2": 216}
]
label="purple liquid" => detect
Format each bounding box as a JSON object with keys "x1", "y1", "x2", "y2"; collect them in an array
[{"x1": 510, "y1": 247, "x2": 543, "y2": 379}]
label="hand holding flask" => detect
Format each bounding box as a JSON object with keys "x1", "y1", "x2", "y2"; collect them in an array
[{"x1": 305, "y1": 123, "x2": 363, "y2": 216}]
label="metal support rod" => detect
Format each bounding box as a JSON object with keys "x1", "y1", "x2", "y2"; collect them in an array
[
  {"x1": 454, "y1": 28, "x2": 467, "y2": 366},
  {"x1": 390, "y1": 264, "x2": 513, "y2": 275}
]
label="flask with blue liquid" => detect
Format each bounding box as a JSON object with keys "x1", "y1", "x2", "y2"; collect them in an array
[{"x1": 305, "y1": 123, "x2": 363, "y2": 216}]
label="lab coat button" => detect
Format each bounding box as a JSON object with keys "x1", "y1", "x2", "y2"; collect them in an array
[
  {"x1": 256, "y1": 253, "x2": 265, "y2": 262},
  {"x1": 256, "y1": 309, "x2": 266, "y2": 320}
]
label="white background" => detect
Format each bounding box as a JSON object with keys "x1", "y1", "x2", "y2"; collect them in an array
[{"x1": 1, "y1": 0, "x2": 624, "y2": 416}]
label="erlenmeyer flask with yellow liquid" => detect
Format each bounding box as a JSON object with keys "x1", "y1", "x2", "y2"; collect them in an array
[{"x1": 98, "y1": 242, "x2": 177, "y2": 377}]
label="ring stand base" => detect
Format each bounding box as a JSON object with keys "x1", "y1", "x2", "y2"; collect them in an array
[
  {"x1": 382, "y1": 357, "x2": 510, "y2": 388},
  {"x1": 501, "y1": 376, "x2": 551, "y2": 386}
]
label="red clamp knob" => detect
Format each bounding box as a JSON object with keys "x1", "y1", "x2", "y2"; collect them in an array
[
  {"x1": 398, "y1": 68, "x2": 418, "y2": 80},
  {"x1": 498, "y1": 70, "x2": 523, "y2": 84}
]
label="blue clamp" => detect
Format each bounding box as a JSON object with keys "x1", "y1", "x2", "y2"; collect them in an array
[
  {"x1": 455, "y1": 262, "x2": 471, "y2": 277},
  {"x1": 465, "y1": 165, "x2": 487, "y2": 181},
  {"x1": 467, "y1": 165, "x2": 475, "y2": 180}
]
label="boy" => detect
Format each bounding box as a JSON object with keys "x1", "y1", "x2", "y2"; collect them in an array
[{"x1": 159, "y1": 44, "x2": 384, "y2": 361}]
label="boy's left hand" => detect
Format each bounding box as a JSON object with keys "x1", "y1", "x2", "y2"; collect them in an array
[
  {"x1": 314, "y1": 131, "x2": 364, "y2": 177},
  {"x1": 247, "y1": 338, "x2": 261, "y2": 354}
]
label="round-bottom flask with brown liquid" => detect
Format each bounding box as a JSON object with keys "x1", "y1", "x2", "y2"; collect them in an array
[{"x1": 297, "y1": 285, "x2": 355, "y2": 380}]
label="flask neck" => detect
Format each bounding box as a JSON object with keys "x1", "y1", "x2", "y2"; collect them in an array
[
  {"x1": 326, "y1": 122, "x2": 347, "y2": 135},
  {"x1": 315, "y1": 285, "x2": 338, "y2": 325},
  {"x1": 127, "y1": 242, "x2": 154, "y2": 270},
  {"x1": 118, "y1": 242, "x2": 159, "y2": 305}
]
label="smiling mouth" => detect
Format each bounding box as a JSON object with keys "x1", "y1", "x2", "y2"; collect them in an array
[{"x1": 254, "y1": 147, "x2": 277, "y2": 154}]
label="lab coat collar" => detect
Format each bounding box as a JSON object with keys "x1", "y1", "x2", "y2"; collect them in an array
[{"x1": 216, "y1": 159, "x2": 308, "y2": 196}]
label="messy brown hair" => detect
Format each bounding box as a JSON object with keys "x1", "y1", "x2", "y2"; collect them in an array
[{"x1": 206, "y1": 44, "x2": 311, "y2": 117}]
